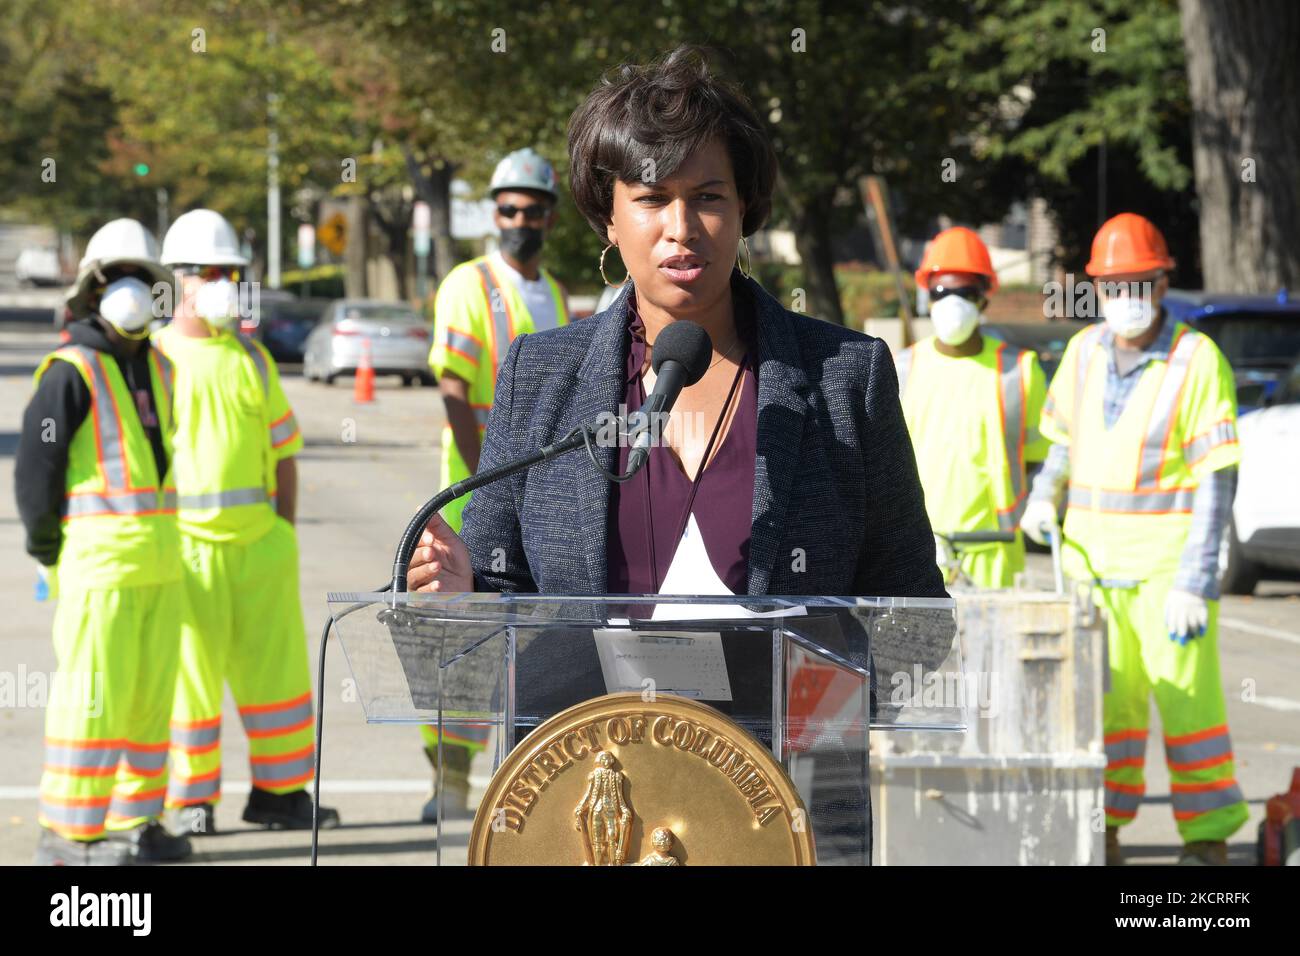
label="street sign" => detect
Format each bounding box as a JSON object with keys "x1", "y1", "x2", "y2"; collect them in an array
[
  {"x1": 319, "y1": 212, "x2": 347, "y2": 256},
  {"x1": 297, "y1": 223, "x2": 315, "y2": 269}
]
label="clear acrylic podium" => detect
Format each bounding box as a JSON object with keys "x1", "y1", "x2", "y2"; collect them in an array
[{"x1": 324, "y1": 591, "x2": 963, "y2": 866}]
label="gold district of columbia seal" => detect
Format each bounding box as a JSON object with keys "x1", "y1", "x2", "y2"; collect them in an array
[{"x1": 468, "y1": 692, "x2": 816, "y2": 866}]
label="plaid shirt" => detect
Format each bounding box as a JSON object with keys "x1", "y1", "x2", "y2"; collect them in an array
[{"x1": 1099, "y1": 312, "x2": 1179, "y2": 428}]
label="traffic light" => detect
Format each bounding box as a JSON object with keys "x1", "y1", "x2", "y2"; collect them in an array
[{"x1": 134, "y1": 163, "x2": 150, "y2": 177}]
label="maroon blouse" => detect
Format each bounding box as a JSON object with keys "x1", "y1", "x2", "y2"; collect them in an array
[{"x1": 605, "y1": 284, "x2": 758, "y2": 594}]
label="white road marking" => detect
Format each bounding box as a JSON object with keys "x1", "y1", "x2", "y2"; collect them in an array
[
  {"x1": 1248, "y1": 696, "x2": 1300, "y2": 713},
  {"x1": 0, "y1": 779, "x2": 430, "y2": 801},
  {"x1": 1219, "y1": 616, "x2": 1300, "y2": 646}
]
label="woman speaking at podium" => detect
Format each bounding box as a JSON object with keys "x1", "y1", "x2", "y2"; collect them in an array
[{"x1": 408, "y1": 45, "x2": 944, "y2": 604}]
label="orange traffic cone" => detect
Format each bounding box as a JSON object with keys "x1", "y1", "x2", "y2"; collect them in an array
[{"x1": 354, "y1": 338, "x2": 375, "y2": 404}]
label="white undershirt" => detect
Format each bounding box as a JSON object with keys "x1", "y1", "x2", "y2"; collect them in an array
[{"x1": 491, "y1": 250, "x2": 559, "y2": 333}]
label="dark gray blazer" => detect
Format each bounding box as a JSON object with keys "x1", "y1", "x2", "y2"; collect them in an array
[{"x1": 460, "y1": 273, "x2": 945, "y2": 600}]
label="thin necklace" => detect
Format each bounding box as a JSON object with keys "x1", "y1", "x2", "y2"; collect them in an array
[{"x1": 707, "y1": 335, "x2": 742, "y2": 369}]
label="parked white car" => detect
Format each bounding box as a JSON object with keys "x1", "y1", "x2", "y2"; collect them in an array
[
  {"x1": 1220, "y1": 359, "x2": 1300, "y2": 594},
  {"x1": 302, "y1": 299, "x2": 434, "y2": 387}
]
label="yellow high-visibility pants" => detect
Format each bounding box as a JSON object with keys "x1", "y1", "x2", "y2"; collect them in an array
[
  {"x1": 424, "y1": 432, "x2": 488, "y2": 755},
  {"x1": 166, "y1": 518, "x2": 316, "y2": 807},
  {"x1": 438, "y1": 425, "x2": 474, "y2": 533},
  {"x1": 40, "y1": 579, "x2": 183, "y2": 840},
  {"x1": 1100, "y1": 575, "x2": 1249, "y2": 843},
  {"x1": 957, "y1": 537, "x2": 1025, "y2": 589}
]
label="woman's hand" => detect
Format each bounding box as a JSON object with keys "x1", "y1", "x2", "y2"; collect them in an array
[{"x1": 406, "y1": 513, "x2": 474, "y2": 593}]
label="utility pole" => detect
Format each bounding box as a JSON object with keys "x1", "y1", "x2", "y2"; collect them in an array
[
  {"x1": 155, "y1": 187, "x2": 169, "y2": 240},
  {"x1": 266, "y1": 27, "x2": 281, "y2": 289}
]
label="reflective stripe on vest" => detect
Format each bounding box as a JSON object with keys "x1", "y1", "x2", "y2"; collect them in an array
[
  {"x1": 445, "y1": 329, "x2": 484, "y2": 366},
  {"x1": 176, "y1": 487, "x2": 270, "y2": 510},
  {"x1": 1183, "y1": 419, "x2": 1237, "y2": 467},
  {"x1": 65, "y1": 489, "x2": 178, "y2": 518},
  {"x1": 475, "y1": 261, "x2": 515, "y2": 380},
  {"x1": 995, "y1": 343, "x2": 1028, "y2": 530},
  {"x1": 1067, "y1": 485, "x2": 1196, "y2": 514},
  {"x1": 1135, "y1": 328, "x2": 1201, "y2": 488},
  {"x1": 234, "y1": 333, "x2": 270, "y2": 397},
  {"x1": 53, "y1": 346, "x2": 172, "y2": 520},
  {"x1": 1070, "y1": 325, "x2": 1201, "y2": 515},
  {"x1": 895, "y1": 347, "x2": 913, "y2": 394}
]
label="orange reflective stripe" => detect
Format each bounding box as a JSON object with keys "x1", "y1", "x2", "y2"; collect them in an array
[
  {"x1": 995, "y1": 344, "x2": 1028, "y2": 529},
  {"x1": 269, "y1": 409, "x2": 300, "y2": 449},
  {"x1": 234, "y1": 333, "x2": 270, "y2": 397},
  {"x1": 1183, "y1": 418, "x2": 1238, "y2": 465},
  {"x1": 239, "y1": 691, "x2": 311, "y2": 716},
  {"x1": 170, "y1": 715, "x2": 221, "y2": 730},
  {"x1": 476, "y1": 261, "x2": 515, "y2": 381},
  {"x1": 1136, "y1": 328, "x2": 1200, "y2": 489}
]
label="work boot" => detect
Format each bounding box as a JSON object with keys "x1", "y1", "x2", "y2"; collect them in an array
[
  {"x1": 421, "y1": 744, "x2": 473, "y2": 823},
  {"x1": 35, "y1": 827, "x2": 138, "y2": 866},
  {"x1": 1178, "y1": 840, "x2": 1228, "y2": 865},
  {"x1": 166, "y1": 802, "x2": 216, "y2": 837},
  {"x1": 242, "y1": 787, "x2": 340, "y2": 830},
  {"x1": 106, "y1": 821, "x2": 193, "y2": 863},
  {"x1": 1105, "y1": 825, "x2": 1124, "y2": 866}
]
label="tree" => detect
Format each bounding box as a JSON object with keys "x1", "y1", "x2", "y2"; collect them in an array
[
  {"x1": 939, "y1": 0, "x2": 1198, "y2": 281},
  {"x1": 1180, "y1": 0, "x2": 1300, "y2": 291}
]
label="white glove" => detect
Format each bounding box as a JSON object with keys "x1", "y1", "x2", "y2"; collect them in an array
[
  {"x1": 1165, "y1": 589, "x2": 1209, "y2": 644},
  {"x1": 934, "y1": 534, "x2": 958, "y2": 585},
  {"x1": 1020, "y1": 499, "x2": 1059, "y2": 547}
]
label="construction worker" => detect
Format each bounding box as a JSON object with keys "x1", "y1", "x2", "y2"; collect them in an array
[
  {"x1": 420, "y1": 148, "x2": 570, "y2": 821},
  {"x1": 155, "y1": 209, "x2": 339, "y2": 833},
  {"x1": 898, "y1": 226, "x2": 1048, "y2": 588},
  {"x1": 16, "y1": 219, "x2": 192, "y2": 864},
  {"x1": 1022, "y1": 212, "x2": 1248, "y2": 865}
]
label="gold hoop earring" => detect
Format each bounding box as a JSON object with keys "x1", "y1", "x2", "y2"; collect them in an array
[
  {"x1": 737, "y1": 236, "x2": 751, "y2": 278},
  {"x1": 599, "y1": 243, "x2": 628, "y2": 287}
]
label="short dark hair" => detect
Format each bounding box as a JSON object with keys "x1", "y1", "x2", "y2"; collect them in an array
[{"x1": 567, "y1": 46, "x2": 778, "y2": 243}]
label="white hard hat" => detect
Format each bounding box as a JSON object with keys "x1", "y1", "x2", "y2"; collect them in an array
[
  {"x1": 161, "y1": 208, "x2": 249, "y2": 267},
  {"x1": 490, "y1": 148, "x2": 558, "y2": 201},
  {"x1": 65, "y1": 218, "x2": 174, "y2": 319}
]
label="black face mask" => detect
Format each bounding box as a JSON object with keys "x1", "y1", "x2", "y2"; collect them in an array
[{"x1": 499, "y1": 226, "x2": 544, "y2": 262}]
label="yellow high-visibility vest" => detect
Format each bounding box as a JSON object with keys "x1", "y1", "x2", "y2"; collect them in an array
[
  {"x1": 153, "y1": 325, "x2": 303, "y2": 544},
  {"x1": 428, "y1": 255, "x2": 569, "y2": 428},
  {"x1": 34, "y1": 345, "x2": 180, "y2": 589},
  {"x1": 427, "y1": 255, "x2": 569, "y2": 531},
  {"x1": 1041, "y1": 320, "x2": 1241, "y2": 582},
  {"x1": 897, "y1": 335, "x2": 1048, "y2": 587}
]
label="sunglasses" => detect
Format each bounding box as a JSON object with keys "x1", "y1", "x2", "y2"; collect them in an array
[
  {"x1": 179, "y1": 265, "x2": 241, "y2": 282},
  {"x1": 929, "y1": 283, "x2": 985, "y2": 303},
  {"x1": 496, "y1": 203, "x2": 550, "y2": 222}
]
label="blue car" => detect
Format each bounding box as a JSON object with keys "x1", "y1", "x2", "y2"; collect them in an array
[{"x1": 1163, "y1": 289, "x2": 1300, "y2": 412}]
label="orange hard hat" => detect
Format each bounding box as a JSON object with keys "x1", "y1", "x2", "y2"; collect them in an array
[
  {"x1": 915, "y1": 227, "x2": 998, "y2": 292},
  {"x1": 1085, "y1": 213, "x2": 1175, "y2": 277}
]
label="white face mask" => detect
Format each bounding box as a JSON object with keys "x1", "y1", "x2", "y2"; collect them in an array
[
  {"x1": 98, "y1": 277, "x2": 155, "y2": 337},
  {"x1": 1102, "y1": 294, "x2": 1156, "y2": 338},
  {"x1": 929, "y1": 293, "x2": 981, "y2": 346},
  {"x1": 194, "y1": 277, "x2": 239, "y2": 326}
]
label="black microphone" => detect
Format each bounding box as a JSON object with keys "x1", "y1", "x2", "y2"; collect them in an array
[{"x1": 624, "y1": 320, "x2": 713, "y2": 478}]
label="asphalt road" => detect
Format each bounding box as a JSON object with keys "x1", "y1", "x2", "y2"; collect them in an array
[{"x1": 1, "y1": 318, "x2": 1297, "y2": 866}]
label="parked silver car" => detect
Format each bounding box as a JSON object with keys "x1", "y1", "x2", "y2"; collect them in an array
[{"x1": 302, "y1": 299, "x2": 435, "y2": 386}]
